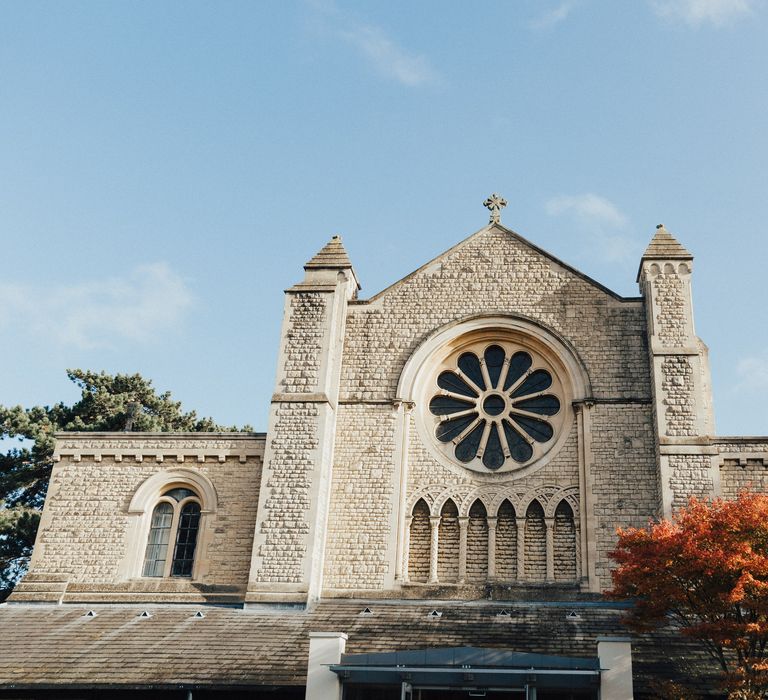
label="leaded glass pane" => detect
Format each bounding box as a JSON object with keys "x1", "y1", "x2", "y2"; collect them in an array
[
  {"x1": 482, "y1": 423, "x2": 504, "y2": 470},
  {"x1": 162, "y1": 487, "x2": 197, "y2": 502},
  {"x1": 514, "y1": 395, "x2": 560, "y2": 415},
  {"x1": 503, "y1": 352, "x2": 532, "y2": 390},
  {"x1": 142, "y1": 502, "x2": 173, "y2": 577},
  {"x1": 457, "y1": 352, "x2": 486, "y2": 391},
  {"x1": 510, "y1": 369, "x2": 552, "y2": 397},
  {"x1": 484, "y1": 345, "x2": 505, "y2": 389},
  {"x1": 455, "y1": 420, "x2": 485, "y2": 462},
  {"x1": 437, "y1": 371, "x2": 478, "y2": 398},
  {"x1": 171, "y1": 502, "x2": 201, "y2": 578},
  {"x1": 502, "y1": 420, "x2": 533, "y2": 463},
  {"x1": 436, "y1": 413, "x2": 478, "y2": 442},
  {"x1": 513, "y1": 415, "x2": 554, "y2": 443},
  {"x1": 429, "y1": 395, "x2": 475, "y2": 416}
]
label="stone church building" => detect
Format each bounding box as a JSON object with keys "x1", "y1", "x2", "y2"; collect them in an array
[{"x1": 1, "y1": 197, "x2": 767, "y2": 699}]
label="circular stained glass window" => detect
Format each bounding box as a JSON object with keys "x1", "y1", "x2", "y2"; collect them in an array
[{"x1": 428, "y1": 343, "x2": 563, "y2": 472}]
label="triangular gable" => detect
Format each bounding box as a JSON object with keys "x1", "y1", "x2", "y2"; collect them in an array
[{"x1": 361, "y1": 222, "x2": 639, "y2": 304}]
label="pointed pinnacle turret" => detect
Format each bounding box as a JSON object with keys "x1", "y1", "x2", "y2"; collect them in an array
[
  {"x1": 304, "y1": 234, "x2": 353, "y2": 270},
  {"x1": 641, "y1": 224, "x2": 692, "y2": 260},
  {"x1": 637, "y1": 223, "x2": 693, "y2": 283},
  {"x1": 297, "y1": 234, "x2": 360, "y2": 292}
]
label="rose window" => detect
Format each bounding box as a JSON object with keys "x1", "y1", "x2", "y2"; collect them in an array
[{"x1": 428, "y1": 344, "x2": 563, "y2": 471}]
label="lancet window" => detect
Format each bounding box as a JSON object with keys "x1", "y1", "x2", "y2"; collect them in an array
[{"x1": 405, "y1": 495, "x2": 578, "y2": 587}]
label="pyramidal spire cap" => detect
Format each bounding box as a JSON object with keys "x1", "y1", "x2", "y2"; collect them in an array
[
  {"x1": 304, "y1": 234, "x2": 354, "y2": 270},
  {"x1": 641, "y1": 223, "x2": 692, "y2": 260},
  {"x1": 637, "y1": 223, "x2": 693, "y2": 282}
]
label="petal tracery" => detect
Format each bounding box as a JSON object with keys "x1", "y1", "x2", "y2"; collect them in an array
[{"x1": 432, "y1": 345, "x2": 561, "y2": 470}]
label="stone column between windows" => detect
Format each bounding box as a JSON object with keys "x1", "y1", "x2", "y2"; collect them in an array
[
  {"x1": 401, "y1": 516, "x2": 412, "y2": 584},
  {"x1": 457, "y1": 516, "x2": 469, "y2": 583},
  {"x1": 429, "y1": 516, "x2": 441, "y2": 584},
  {"x1": 575, "y1": 399, "x2": 598, "y2": 591},
  {"x1": 392, "y1": 400, "x2": 414, "y2": 584},
  {"x1": 486, "y1": 516, "x2": 497, "y2": 580},
  {"x1": 545, "y1": 516, "x2": 555, "y2": 582},
  {"x1": 516, "y1": 517, "x2": 526, "y2": 581}
]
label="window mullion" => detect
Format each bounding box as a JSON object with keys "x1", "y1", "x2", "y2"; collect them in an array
[{"x1": 164, "y1": 505, "x2": 182, "y2": 578}]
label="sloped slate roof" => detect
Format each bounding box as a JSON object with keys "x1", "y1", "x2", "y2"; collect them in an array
[
  {"x1": 304, "y1": 234, "x2": 353, "y2": 269},
  {"x1": 0, "y1": 600, "x2": 720, "y2": 696},
  {"x1": 642, "y1": 225, "x2": 692, "y2": 259}
]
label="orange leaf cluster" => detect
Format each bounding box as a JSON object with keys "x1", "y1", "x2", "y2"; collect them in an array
[{"x1": 610, "y1": 491, "x2": 768, "y2": 694}]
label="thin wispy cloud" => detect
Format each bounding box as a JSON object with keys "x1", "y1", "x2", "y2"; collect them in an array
[
  {"x1": 0, "y1": 263, "x2": 193, "y2": 350},
  {"x1": 339, "y1": 25, "x2": 438, "y2": 86},
  {"x1": 307, "y1": 0, "x2": 440, "y2": 87},
  {"x1": 737, "y1": 354, "x2": 768, "y2": 391},
  {"x1": 530, "y1": 2, "x2": 578, "y2": 29},
  {"x1": 546, "y1": 193, "x2": 636, "y2": 261},
  {"x1": 547, "y1": 193, "x2": 628, "y2": 227},
  {"x1": 651, "y1": 0, "x2": 755, "y2": 25}
]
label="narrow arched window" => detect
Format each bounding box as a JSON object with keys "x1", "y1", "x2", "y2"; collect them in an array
[
  {"x1": 142, "y1": 502, "x2": 173, "y2": 577},
  {"x1": 171, "y1": 502, "x2": 201, "y2": 577},
  {"x1": 524, "y1": 500, "x2": 546, "y2": 582},
  {"x1": 437, "y1": 499, "x2": 460, "y2": 583},
  {"x1": 142, "y1": 488, "x2": 202, "y2": 578},
  {"x1": 408, "y1": 499, "x2": 431, "y2": 583},
  {"x1": 466, "y1": 500, "x2": 488, "y2": 583},
  {"x1": 553, "y1": 499, "x2": 577, "y2": 581}
]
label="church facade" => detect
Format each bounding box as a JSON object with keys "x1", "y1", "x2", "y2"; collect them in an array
[{"x1": 2, "y1": 199, "x2": 767, "y2": 699}]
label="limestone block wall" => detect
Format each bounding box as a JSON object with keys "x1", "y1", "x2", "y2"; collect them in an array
[
  {"x1": 283, "y1": 294, "x2": 326, "y2": 392},
  {"x1": 661, "y1": 356, "x2": 696, "y2": 437},
  {"x1": 653, "y1": 273, "x2": 687, "y2": 346},
  {"x1": 340, "y1": 227, "x2": 649, "y2": 402},
  {"x1": 639, "y1": 249, "x2": 717, "y2": 516},
  {"x1": 323, "y1": 404, "x2": 396, "y2": 590},
  {"x1": 715, "y1": 439, "x2": 768, "y2": 499},
  {"x1": 668, "y1": 454, "x2": 714, "y2": 510},
  {"x1": 589, "y1": 404, "x2": 659, "y2": 589},
  {"x1": 255, "y1": 402, "x2": 317, "y2": 584},
  {"x1": 19, "y1": 433, "x2": 263, "y2": 603}
]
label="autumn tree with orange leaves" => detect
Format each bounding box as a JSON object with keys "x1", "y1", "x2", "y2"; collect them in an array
[{"x1": 610, "y1": 491, "x2": 768, "y2": 698}]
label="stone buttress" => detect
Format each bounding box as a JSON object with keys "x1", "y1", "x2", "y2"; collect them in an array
[
  {"x1": 638, "y1": 225, "x2": 717, "y2": 516},
  {"x1": 246, "y1": 235, "x2": 359, "y2": 605}
]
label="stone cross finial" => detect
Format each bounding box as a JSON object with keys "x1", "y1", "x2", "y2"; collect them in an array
[{"x1": 483, "y1": 193, "x2": 507, "y2": 224}]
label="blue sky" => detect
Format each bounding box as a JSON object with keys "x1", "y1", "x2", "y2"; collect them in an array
[{"x1": 1, "y1": 0, "x2": 766, "y2": 435}]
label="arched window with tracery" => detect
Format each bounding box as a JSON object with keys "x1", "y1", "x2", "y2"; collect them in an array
[
  {"x1": 553, "y1": 499, "x2": 577, "y2": 581},
  {"x1": 466, "y1": 500, "x2": 488, "y2": 582},
  {"x1": 142, "y1": 487, "x2": 202, "y2": 578}
]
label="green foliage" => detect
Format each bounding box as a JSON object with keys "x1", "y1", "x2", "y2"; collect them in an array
[
  {"x1": 0, "y1": 508, "x2": 39, "y2": 597},
  {"x1": 0, "y1": 369, "x2": 248, "y2": 600}
]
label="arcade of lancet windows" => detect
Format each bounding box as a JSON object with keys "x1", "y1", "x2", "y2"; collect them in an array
[{"x1": 404, "y1": 487, "x2": 579, "y2": 585}]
